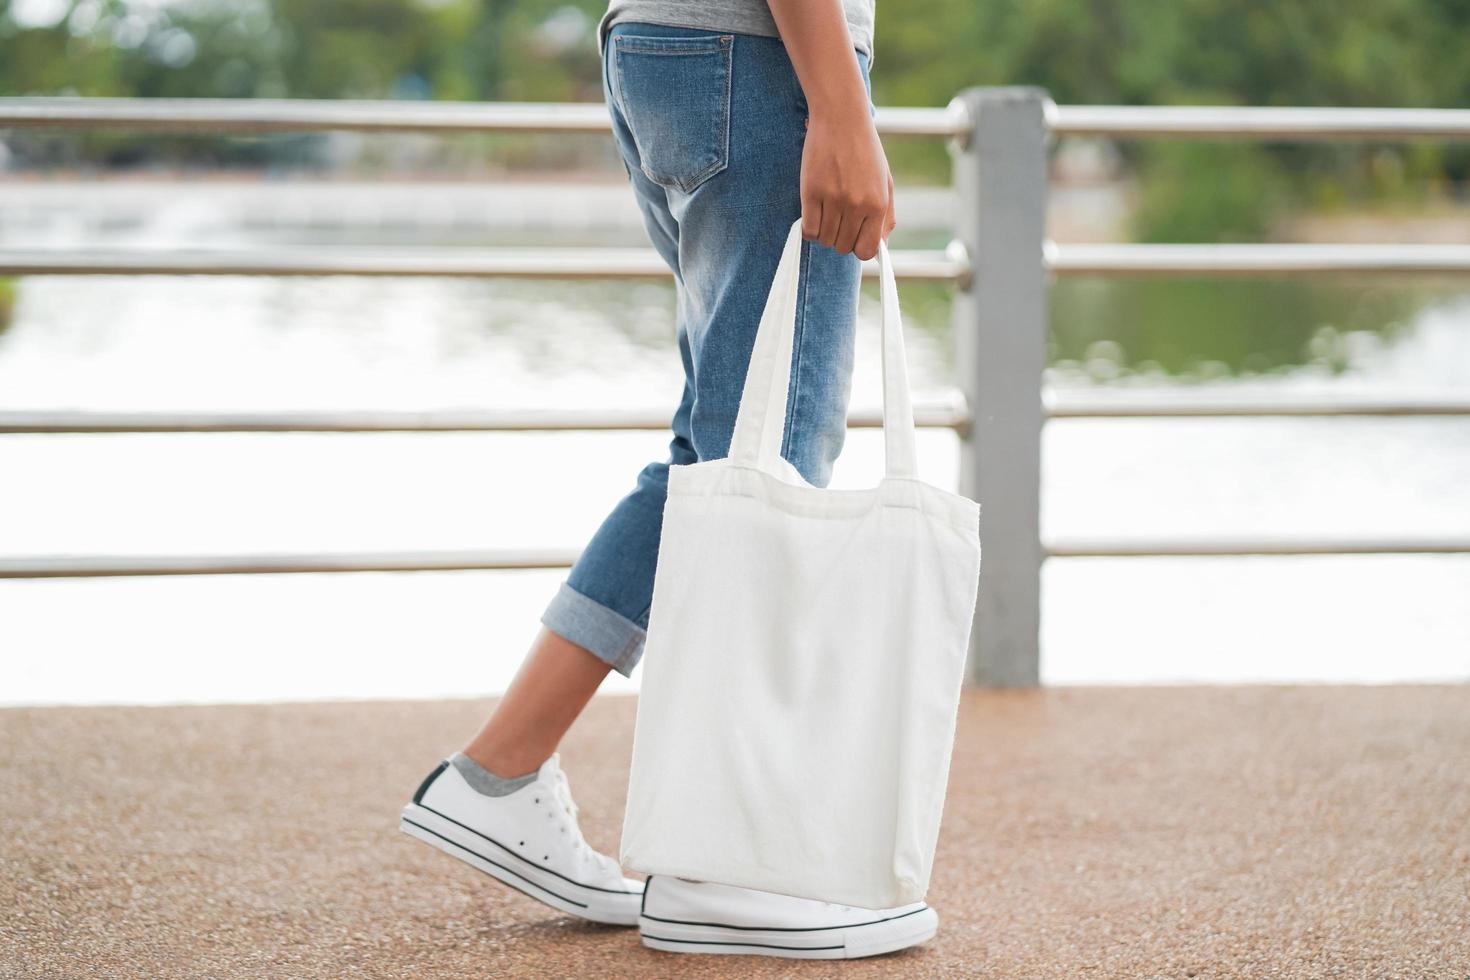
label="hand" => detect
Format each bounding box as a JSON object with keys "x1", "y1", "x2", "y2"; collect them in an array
[{"x1": 800, "y1": 105, "x2": 896, "y2": 261}]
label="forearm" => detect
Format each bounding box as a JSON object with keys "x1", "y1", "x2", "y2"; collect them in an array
[
  {"x1": 766, "y1": 0, "x2": 870, "y2": 122},
  {"x1": 768, "y1": 0, "x2": 893, "y2": 256}
]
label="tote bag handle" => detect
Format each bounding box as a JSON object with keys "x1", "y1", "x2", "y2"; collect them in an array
[{"x1": 729, "y1": 217, "x2": 918, "y2": 480}]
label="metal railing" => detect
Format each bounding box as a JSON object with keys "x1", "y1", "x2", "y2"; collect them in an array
[
  {"x1": 2, "y1": 91, "x2": 1469, "y2": 686},
  {"x1": 0, "y1": 243, "x2": 966, "y2": 281}
]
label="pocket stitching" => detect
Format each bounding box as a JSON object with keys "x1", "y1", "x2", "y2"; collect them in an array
[
  {"x1": 616, "y1": 45, "x2": 725, "y2": 55},
  {"x1": 614, "y1": 37, "x2": 732, "y2": 193},
  {"x1": 614, "y1": 33, "x2": 732, "y2": 54}
]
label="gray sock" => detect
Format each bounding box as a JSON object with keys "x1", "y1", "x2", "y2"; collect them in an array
[{"x1": 450, "y1": 752, "x2": 539, "y2": 798}]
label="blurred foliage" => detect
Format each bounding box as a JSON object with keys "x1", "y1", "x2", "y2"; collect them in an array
[
  {"x1": 874, "y1": 0, "x2": 1470, "y2": 236},
  {"x1": 0, "y1": 277, "x2": 14, "y2": 332},
  {"x1": 1047, "y1": 277, "x2": 1434, "y2": 380},
  {"x1": 875, "y1": 272, "x2": 1442, "y2": 384},
  {"x1": 0, "y1": 0, "x2": 606, "y2": 100},
  {"x1": 3, "y1": 0, "x2": 1470, "y2": 237},
  {"x1": 1130, "y1": 143, "x2": 1285, "y2": 243}
]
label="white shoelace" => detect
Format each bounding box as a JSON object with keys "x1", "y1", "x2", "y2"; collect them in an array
[
  {"x1": 551, "y1": 765, "x2": 580, "y2": 825},
  {"x1": 549, "y1": 765, "x2": 599, "y2": 867}
]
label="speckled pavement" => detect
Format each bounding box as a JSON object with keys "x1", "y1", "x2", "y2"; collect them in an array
[{"x1": 3, "y1": 687, "x2": 1467, "y2": 978}]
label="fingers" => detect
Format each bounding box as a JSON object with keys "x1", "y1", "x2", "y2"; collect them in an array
[
  {"x1": 806, "y1": 191, "x2": 890, "y2": 260},
  {"x1": 852, "y1": 215, "x2": 883, "y2": 262},
  {"x1": 800, "y1": 192, "x2": 823, "y2": 243},
  {"x1": 817, "y1": 203, "x2": 843, "y2": 252},
  {"x1": 882, "y1": 173, "x2": 896, "y2": 244},
  {"x1": 848, "y1": 176, "x2": 893, "y2": 261},
  {"x1": 834, "y1": 208, "x2": 863, "y2": 256}
]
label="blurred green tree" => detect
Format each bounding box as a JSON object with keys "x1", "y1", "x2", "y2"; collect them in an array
[{"x1": 2, "y1": 0, "x2": 1468, "y2": 235}]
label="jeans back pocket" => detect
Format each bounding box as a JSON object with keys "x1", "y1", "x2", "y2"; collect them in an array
[{"x1": 612, "y1": 32, "x2": 732, "y2": 193}]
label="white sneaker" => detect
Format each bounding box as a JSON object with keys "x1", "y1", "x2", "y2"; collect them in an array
[
  {"x1": 638, "y1": 876, "x2": 938, "y2": 959},
  {"x1": 399, "y1": 753, "x2": 642, "y2": 925}
]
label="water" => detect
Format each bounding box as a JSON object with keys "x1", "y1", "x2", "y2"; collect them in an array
[{"x1": 2, "y1": 182, "x2": 1467, "y2": 704}]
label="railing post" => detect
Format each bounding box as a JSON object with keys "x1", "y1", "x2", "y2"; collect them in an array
[{"x1": 949, "y1": 87, "x2": 1049, "y2": 688}]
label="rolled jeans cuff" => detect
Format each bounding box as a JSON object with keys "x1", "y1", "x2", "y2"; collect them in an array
[{"x1": 540, "y1": 582, "x2": 646, "y2": 678}]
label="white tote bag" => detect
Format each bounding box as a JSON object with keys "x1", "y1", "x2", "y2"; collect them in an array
[{"x1": 619, "y1": 217, "x2": 982, "y2": 910}]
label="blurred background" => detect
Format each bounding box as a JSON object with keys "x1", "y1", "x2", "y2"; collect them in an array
[{"x1": 2, "y1": 0, "x2": 1468, "y2": 703}]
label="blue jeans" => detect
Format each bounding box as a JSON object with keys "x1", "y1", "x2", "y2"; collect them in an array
[{"x1": 540, "y1": 22, "x2": 874, "y2": 676}]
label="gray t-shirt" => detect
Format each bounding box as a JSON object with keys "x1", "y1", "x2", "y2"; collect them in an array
[{"x1": 596, "y1": 0, "x2": 875, "y2": 68}]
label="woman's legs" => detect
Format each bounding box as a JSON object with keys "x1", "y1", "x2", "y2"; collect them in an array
[
  {"x1": 462, "y1": 23, "x2": 872, "y2": 775},
  {"x1": 461, "y1": 629, "x2": 610, "y2": 777}
]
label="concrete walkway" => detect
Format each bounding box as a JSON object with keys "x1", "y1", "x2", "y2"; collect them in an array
[{"x1": 3, "y1": 687, "x2": 1467, "y2": 978}]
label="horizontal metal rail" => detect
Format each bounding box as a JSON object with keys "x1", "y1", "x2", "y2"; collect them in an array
[
  {"x1": 1045, "y1": 538, "x2": 1470, "y2": 557},
  {"x1": 1045, "y1": 394, "x2": 1470, "y2": 418},
  {"x1": 1048, "y1": 104, "x2": 1470, "y2": 140},
  {"x1": 0, "y1": 245, "x2": 964, "y2": 283},
  {"x1": 9, "y1": 98, "x2": 1470, "y2": 143},
  {"x1": 0, "y1": 550, "x2": 580, "y2": 579},
  {"x1": 7, "y1": 536, "x2": 1470, "y2": 579},
  {"x1": 6, "y1": 243, "x2": 1469, "y2": 281},
  {"x1": 1046, "y1": 243, "x2": 1470, "y2": 277},
  {"x1": 0, "y1": 404, "x2": 971, "y2": 434},
  {"x1": 5, "y1": 395, "x2": 1468, "y2": 435},
  {"x1": 0, "y1": 96, "x2": 963, "y2": 139}
]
